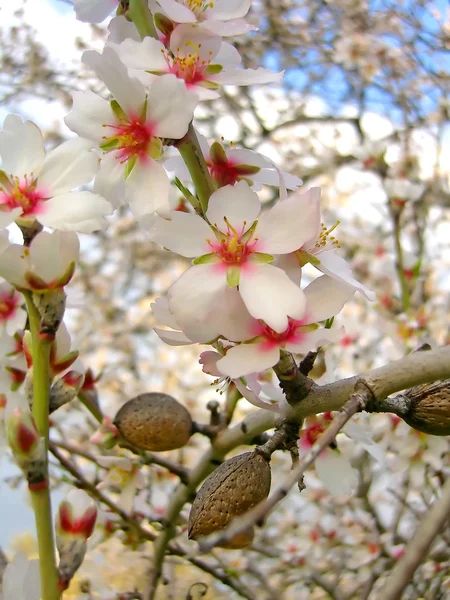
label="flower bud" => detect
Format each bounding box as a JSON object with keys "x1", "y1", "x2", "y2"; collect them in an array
[
  {"x1": 90, "y1": 416, "x2": 120, "y2": 449},
  {"x1": 49, "y1": 371, "x2": 85, "y2": 413},
  {"x1": 6, "y1": 406, "x2": 40, "y2": 464},
  {"x1": 57, "y1": 538, "x2": 87, "y2": 592},
  {"x1": 55, "y1": 489, "x2": 97, "y2": 540}
]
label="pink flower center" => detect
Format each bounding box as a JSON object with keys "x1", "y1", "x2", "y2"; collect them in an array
[
  {"x1": 208, "y1": 158, "x2": 257, "y2": 187},
  {"x1": 164, "y1": 43, "x2": 212, "y2": 86},
  {"x1": 103, "y1": 117, "x2": 155, "y2": 162},
  {"x1": 0, "y1": 290, "x2": 18, "y2": 323},
  {"x1": 0, "y1": 176, "x2": 46, "y2": 217},
  {"x1": 208, "y1": 219, "x2": 258, "y2": 266},
  {"x1": 255, "y1": 317, "x2": 308, "y2": 349}
]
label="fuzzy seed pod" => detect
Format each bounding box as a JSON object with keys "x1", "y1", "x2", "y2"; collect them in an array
[
  {"x1": 401, "y1": 381, "x2": 450, "y2": 436},
  {"x1": 114, "y1": 392, "x2": 192, "y2": 451},
  {"x1": 188, "y1": 451, "x2": 271, "y2": 548}
]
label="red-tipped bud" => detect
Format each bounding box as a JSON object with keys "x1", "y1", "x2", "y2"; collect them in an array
[
  {"x1": 56, "y1": 489, "x2": 97, "y2": 540},
  {"x1": 6, "y1": 407, "x2": 40, "y2": 461},
  {"x1": 49, "y1": 371, "x2": 85, "y2": 413},
  {"x1": 154, "y1": 12, "x2": 174, "y2": 37}
]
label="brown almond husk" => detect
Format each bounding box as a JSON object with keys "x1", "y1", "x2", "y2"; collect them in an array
[
  {"x1": 188, "y1": 451, "x2": 271, "y2": 548},
  {"x1": 402, "y1": 380, "x2": 450, "y2": 436},
  {"x1": 114, "y1": 392, "x2": 192, "y2": 451}
]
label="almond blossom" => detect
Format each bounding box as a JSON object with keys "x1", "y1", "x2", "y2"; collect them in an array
[
  {"x1": 165, "y1": 135, "x2": 302, "y2": 190},
  {"x1": 216, "y1": 275, "x2": 355, "y2": 378},
  {"x1": 279, "y1": 187, "x2": 375, "y2": 299},
  {"x1": 0, "y1": 115, "x2": 112, "y2": 232},
  {"x1": 0, "y1": 230, "x2": 79, "y2": 291},
  {"x1": 148, "y1": 181, "x2": 322, "y2": 340},
  {"x1": 151, "y1": 0, "x2": 255, "y2": 36},
  {"x1": 114, "y1": 24, "x2": 283, "y2": 101},
  {"x1": 1, "y1": 552, "x2": 40, "y2": 600},
  {"x1": 65, "y1": 47, "x2": 197, "y2": 221},
  {"x1": 0, "y1": 281, "x2": 27, "y2": 336}
]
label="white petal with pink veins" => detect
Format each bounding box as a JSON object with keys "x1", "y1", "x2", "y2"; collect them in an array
[
  {"x1": 147, "y1": 75, "x2": 198, "y2": 139},
  {"x1": 116, "y1": 37, "x2": 167, "y2": 72},
  {"x1": 83, "y1": 47, "x2": 146, "y2": 116},
  {"x1": 38, "y1": 192, "x2": 112, "y2": 233},
  {"x1": 39, "y1": 138, "x2": 99, "y2": 195},
  {"x1": 239, "y1": 264, "x2": 306, "y2": 332},
  {"x1": 148, "y1": 211, "x2": 211, "y2": 257},
  {"x1": 314, "y1": 250, "x2": 375, "y2": 300},
  {"x1": 315, "y1": 450, "x2": 358, "y2": 496},
  {"x1": 303, "y1": 275, "x2": 355, "y2": 323},
  {"x1": 168, "y1": 265, "x2": 227, "y2": 342},
  {"x1": 64, "y1": 90, "x2": 115, "y2": 143},
  {"x1": 217, "y1": 343, "x2": 280, "y2": 378},
  {"x1": 257, "y1": 187, "x2": 320, "y2": 254},
  {"x1": 125, "y1": 160, "x2": 170, "y2": 220},
  {"x1": 156, "y1": 0, "x2": 196, "y2": 22},
  {"x1": 206, "y1": 181, "x2": 260, "y2": 232},
  {"x1": 0, "y1": 115, "x2": 45, "y2": 178}
]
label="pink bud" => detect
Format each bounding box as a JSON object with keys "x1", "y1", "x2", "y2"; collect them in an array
[
  {"x1": 56, "y1": 489, "x2": 97, "y2": 540},
  {"x1": 90, "y1": 416, "x2": 119, "y2": 449}
]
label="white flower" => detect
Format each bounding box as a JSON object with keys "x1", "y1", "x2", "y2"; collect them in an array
[
  {"x1": 165, "y1": 134, "x2": 302, "y2": 191},
  {"x1": 279, "y1": 187, "x2": 375, "y2": 299},
  {"x1": 152, "y1": 0, "x2": 255, "y2": 36},
  {"x1": 96, "y1": 455, "x2": 145, "y2": 513},
  {"x1": 0, "y1": 281, "x2": 27, "y2": 336},
  {"x1": 384, "y1": 178, "x2": 425, "y2": 202},
  {"x1": 0, "y1": 115, "x2": 112, "y2": 232},
  {"x1": 149, "y1": 182, "x2": 322, "y2": 340},
  {"x1": 0, "y1": 230, "x2": 79, "y2": 291},
  {"x1": 73, "y1": 0, "x2": 119, "y2": 23},
  {"x1": 216, "y1": 275, "x2": 355, "y2": 378},
  {"x1": 114, "y1": 24, "x2": 283, "y2": 101},
  {"x1": 1, "y1": 553, "x2": 40, "y2": 600},
  {"x1": 65, "y1": 48, "x2": 197, "y2": 221}
]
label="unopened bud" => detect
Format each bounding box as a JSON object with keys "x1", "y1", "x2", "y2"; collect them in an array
[
  {"x1": 32, "y1": 290, "x2": 66, "y2": 336},
  {"x1": 7, "y1": 407, "x2": 40, "y2": 462},
  {"x1": 56, "y1": 489, "x2": 97, "y2": 540},
  {"x1": 49, "y1": 371, "x2": 85, "y2": 413},
  {"x1": 57, "y1": 538, "x2": 87, "y2": 592},
  {"x1": 90, "y1": 416, "x2": 120, "y2": 449}
]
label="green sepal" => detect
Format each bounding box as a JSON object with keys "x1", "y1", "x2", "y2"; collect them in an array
[
  {"x1": 154, "y1": 12, "x2": 174, "y2": 36},
  {"x1": 226, "y1": 266, "x2": 241, "y2": 287},
  {"x1": 295, "y1": 249, "x2": 320, "y2": 268},
  {"x1": 148, "y1": 136, "x2": 163, "y2": 160},
  {"x1": 100, "y1": 138, "x2": 120, "y2": 152},
  {"x1": 124, "y1": 155, "x2": 137, "y2": 179},
  {"x1": 193, "y1": 253, "x2": 218, "y2": 265},
  {"x1": 251, "y1": 252, "x2": 274, "y2": 264},
  {"x1": 0, "y1": 170, "x2": 11, "y2": 190},
  {"x1": 110, "y1": 100, "x2": 127, "y2": 121},
  {"x1": 210, "y1": 141, "x2": 228, "y2": 166},
  {"x1": 241, "y1": 220, "x2": 257, "y2": 243},
  {"x1": 199, "y1": 80, "x2": 221, "y2": 90},
  {"x1": 205, "y1": 64, "x2": 223, "y2": 75},
  {"x1": 173, "y1": 177, "x2": 200, "y2": 211},
  {"x1": 233, "y1": 164, "x2": 261, "y2": 175},
  {"x1": 324, "y1": 317, "x2": 334, "y2": 329}
]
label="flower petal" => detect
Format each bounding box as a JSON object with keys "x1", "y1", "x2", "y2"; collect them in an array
[
  {"x1": 65, "y1": 90, "x2": 115, "y2": 143},
  {"x1": 157, "y1": 0, "x2": 197, "y2": 22},
  {"x1": 217, "y1": 342, "x2": 280, "y2": 378},
  {"x1": 125, "y1": 160, "x2": 170, "y2": 220},
  {"x1": 29, "y1": 231, "x2": 79, "y2": 284},
  {"x1": 168, "y1": 265, "x2": 227, "y2": 342},
  {"x1": 153, "y1": 328, "x2": 193, "y2": 346},
  {"x1": 39, "y1": 138, "x2": 99, "y2": 195},
  {"x1": 147, "y1": 75, "x2": 197, "y2": 139},
  {"x1": 82, "y1": 47, "x2": 146, "y2": 116},
  {"x1": 74, "y1": 0, "x2": 118, "y2": 23},
  {"x1": 257, "y1": 187, "x2": 321, "y2": 254},
  {"x1": 151, "y1": 296, "x2": 179, "y2": 329},
  {"x1": 116, "y1": 37, "x2": 168, "y2": 72},
  {"x1": 93, "y1": 151, "x2": 125, "y2": 209},
  {"x1": 38, "y1": 192, "x2": 113, "y2": 233},
  {"x1": 286, "y1": 326, "x2": 344, "y2": 354},
  {"x1": 239, "y1": 264, "x2": 306, "y2": 332},
  {"x1": 303, "y1": 275, "x2": 355, "y2": 323},
  {"x1": 147, "y1": 211, "x2": 212, "y2": 257},
  {"x1": 0, "y1": 115, "x2": 45, "y2": 178},
  {"x1": 316, "y1": 250, "x2": 376, "y2": 301},
  {"x1": 213, "y1": 67, "x2": 284, "y2": 86},
  {"x1": 206, "y1": 181, "x2": 260, "y2": 233}
]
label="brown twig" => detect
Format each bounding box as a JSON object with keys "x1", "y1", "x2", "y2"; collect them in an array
[
  {"x1": 197, "y1": 383, "x2": 373, "y2": 552},
  {"x1": 380, "y1": 476, "x2": 450, "y2": 600}
]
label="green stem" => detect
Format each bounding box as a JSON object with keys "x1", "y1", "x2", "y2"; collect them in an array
[
  {"x1": 177, "y1": 124, "x2": 217, "y2": 214},
  {"x1": 24, "y1": 292, "x2": 60, "y2": 600},
  {"x1": 127, "y1": 0, "x2": 158, "y2": 39}
]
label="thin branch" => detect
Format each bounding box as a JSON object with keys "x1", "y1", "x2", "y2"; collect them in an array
[{"x1": 380, "y1": 477, "x2": 450, "y2": 600}]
